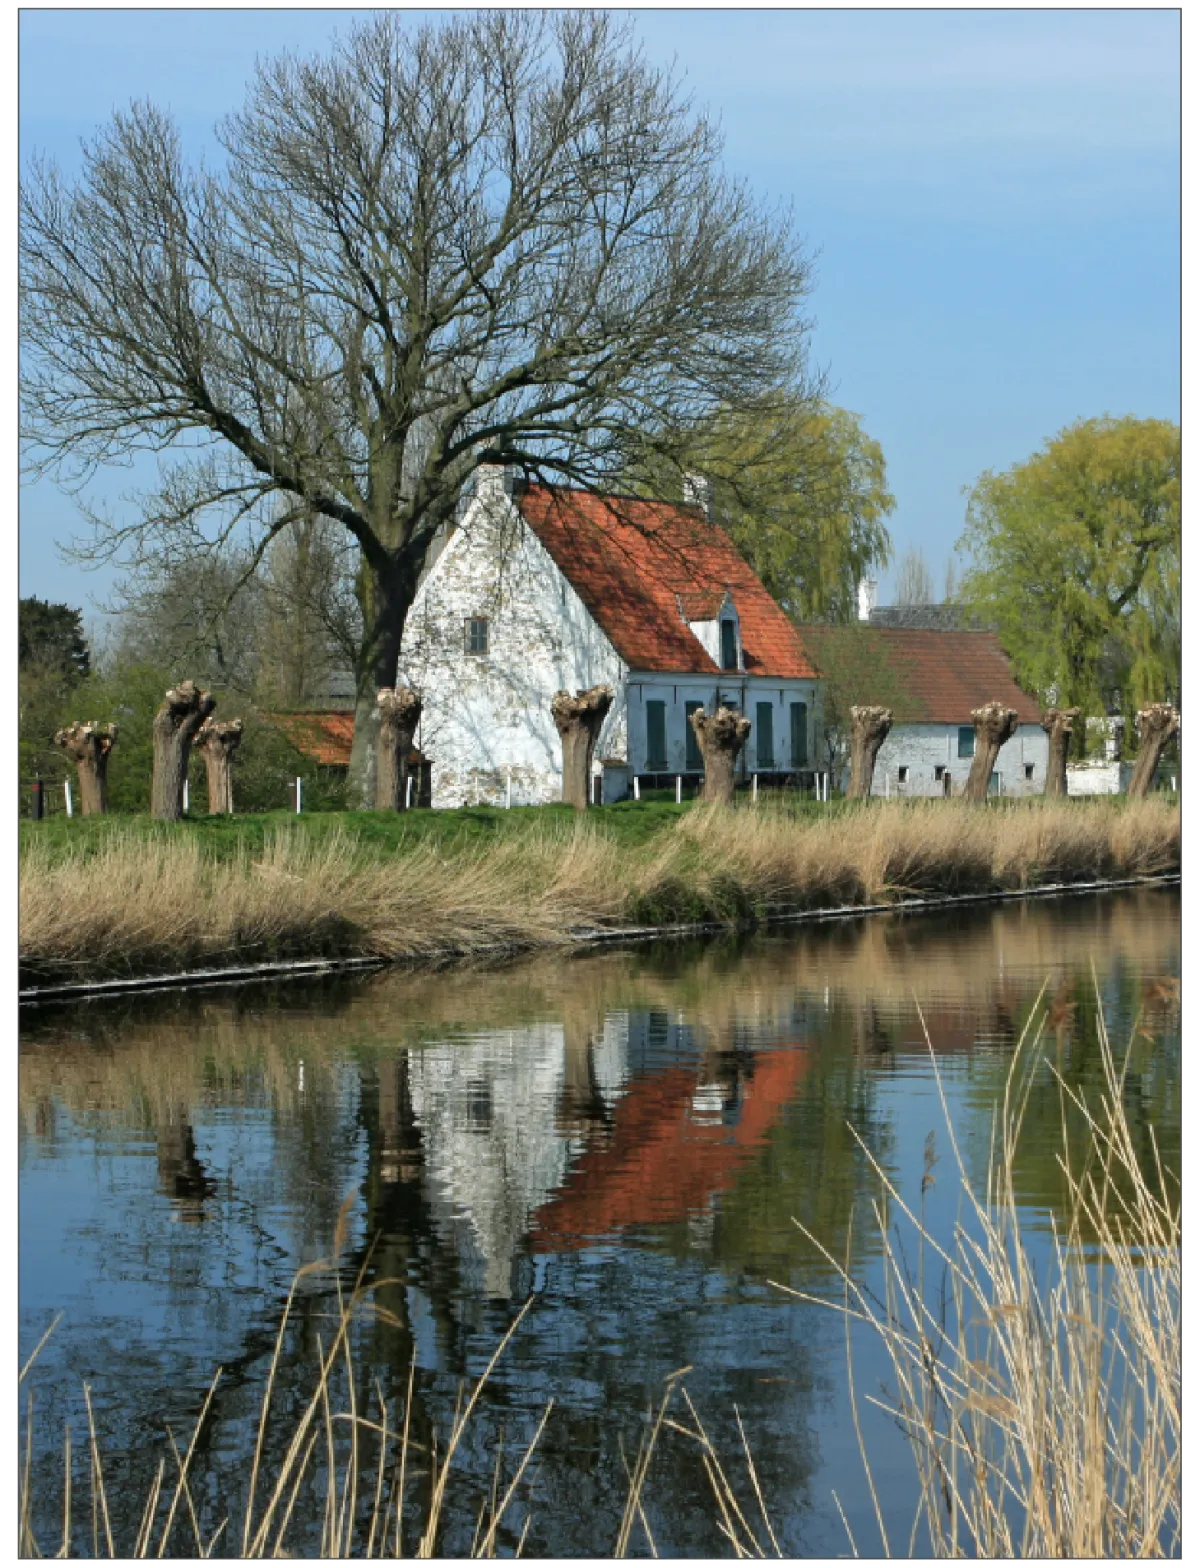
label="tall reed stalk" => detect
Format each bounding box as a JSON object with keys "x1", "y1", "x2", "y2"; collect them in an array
[{"x1": 786, "y1": 997, "x2": 1181, "y2": 1557}]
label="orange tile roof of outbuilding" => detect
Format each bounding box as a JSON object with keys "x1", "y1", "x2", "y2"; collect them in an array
[
  {"x1": 517, "y1": 486, "x2": 819, "y2": 679},
  {"x1": 799, "y1": 624, "x2": 1043, "y2": 725},
  {"x1": 267, "y1": 710, "x2": 355, "y2": 766}
]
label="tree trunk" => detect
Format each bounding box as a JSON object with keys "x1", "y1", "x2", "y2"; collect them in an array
[
  {"x1": 847, "y1": 706, "x2": 893, "y2": 799},
  {"x1": 552, "y1": 685, "x2": 614, "y2": 810},
  {"x1": 349, "y1": 557, "x2": 414, "y2": 809},
  {"x1": 376, "y1": 687, "x2": 423, "y2": 810},
  {"x1": 691, "y1": 706, "x2": 751, "y2": 804},
  {"x1": 1127, "y1": 703, "x2": 1179, "y2": 798},
  {"x1": 1041, "y1": 707, "x2": 1080, "y2": 797},
  {"x1": 151, "y1": 682, "x2": 216, "y2": 820},
  {"x1": 53, "y1": 721, "x2": 117, "y2": 815},
  {"x1": 964, "y1": 702, "x2": 1018, "y2": 802},
  {"x1": 195, "y1": 718, "x2": 244, "y2": 814}
]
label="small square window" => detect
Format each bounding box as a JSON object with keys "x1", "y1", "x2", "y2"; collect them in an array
[
  {"x1": 897, "y1": 766, "x2": 909, "y2": 784},
  {"x1": 465, "y1": 617, "x2": 489, "y2": 656},
  {"x1": 934, "y1": 765, "x2": 946, "y2": 781},
  {"x1": 1025, "y1": 763, "x2": 1035, "y2": 780}
]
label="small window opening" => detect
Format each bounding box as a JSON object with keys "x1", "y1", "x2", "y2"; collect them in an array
[
  {"x1": 897, "y1": 766, "x2": 909, "y2": 784},
  {"x1": 934, "y1": 765, "x2": 946, "y2": 782},
  {"x1": 465, "y1": 617, "x2": 489, "y2": 655},
  {"x1": 720, "y1": 619, "x2": 738, "y2": 671},
  {"x1": 957, "y1": 726, "x2": 976, "y2": 759},
  {"x1": 1024, "y1": 763, "x2": 1035, "y2": 780}
]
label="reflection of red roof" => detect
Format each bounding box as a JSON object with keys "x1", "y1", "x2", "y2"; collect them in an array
[
  {"x1": 518, "y1": 487, "x2": 818, "y2": 679},
  {"x1": 798, "y1": 625, "x2": 1042, "y2": 725},
  {"x1": 267, "y1": 711, "x2": 355, "y2": 766},
  {"x1": 529, "y1": 1045, "x2": 811, "y2": 1251}
]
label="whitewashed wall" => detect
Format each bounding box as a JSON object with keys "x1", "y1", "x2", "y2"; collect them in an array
[
  {"x1": 399, "y1": 491, "x2": 627, "y2": 807},
  {"x1": 865, "y1": 722, "x2": 1050, "y2": 797},
  {"x1": 1066, "y1": 760, "x2": 1135, "y2": 796}
]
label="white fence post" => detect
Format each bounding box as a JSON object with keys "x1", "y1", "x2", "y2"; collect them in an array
[
  {"x1": 505, "y1": 770, "x2": 512, "y2": 809},
  {"x1": 183, "y1": 779, "x2": 189, "y2": 813},
  {"x1": 405, "y1": 774, "x2": 413, "y2": 809},
  {"x1": 296, "y1": 776, "x2": 303, "y2": 814},
  {"x1": 675, "y1": 775, "x2": 682, "y2": 804},
  {"x1": 633, "y1": 776, "x2": 641, "y2": 802},
  {"x1": 752, "y1": 774, "x2": 758, "y2": 803},
  {"x1": 64, "y1": 779, "x2": 73, "y2": 817}
]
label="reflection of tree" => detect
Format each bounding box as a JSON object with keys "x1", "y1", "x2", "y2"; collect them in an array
[{"x1": 155, "y1": 1103, "x2": 217, "y2": 1218}]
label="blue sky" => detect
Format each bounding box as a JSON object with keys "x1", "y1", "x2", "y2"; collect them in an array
[{"x1": 17, "y1": 7, "x2": 1181, "y2": 624}]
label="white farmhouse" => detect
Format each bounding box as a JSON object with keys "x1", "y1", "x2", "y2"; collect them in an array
[
  {"x1": 800, "y1": 622, "x2": 1049, "y2": 797},
  {"x1": 399, "y1": 466, "x2": 823, "y2": 807}
]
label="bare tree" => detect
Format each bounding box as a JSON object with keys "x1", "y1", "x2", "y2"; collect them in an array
[
  {"x1": 552, "y1": 685, "x2": 613, "y2": 810},
  {"x1": 964, "y1": 702, "x2": 1017, "y2": 802},
  {"x1": 894, "y1": 546, "x2": 936, "y2": 606},
  {"x1": 1127, "y1": 704, "x2": 1179, "y2": 799},
  {"x1": 22, "y1": 12, "x2": 814, "y2": 804},
  {"x1": 151, "y1": 681, "x2": 215, "y2": 819},
  {"x1": 847, "y1": 706, "x2": 892, "y2": 799},
  {"x1": 195, "y1": 717, "x2": 243, "y2": 814},
  {"x1": 1041, "y1": 707, "x2": 1079, "y2": 797},
  {"x1": 690, "y1": 707, "x2": 751, "y2": 805},
  {"x1": 54, "y1": 721, "x2": 118, "y2": 814}
]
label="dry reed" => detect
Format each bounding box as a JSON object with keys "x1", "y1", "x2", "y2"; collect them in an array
[
  {"x1": 20, "y1": 799, "x2": 1178, "y2": 984},
  {"x1": 784, "y1": 996, "x2": 1181, "y2": 1557}
]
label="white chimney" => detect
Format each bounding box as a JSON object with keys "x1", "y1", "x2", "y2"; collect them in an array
[
  {"x1": 682, "y1": 472, "x2": 712, "y2": 517},
  {"x1": 474, "y1": 463, "x2": 517, "y2": 507},
  {"x1": 857, "y1": 577, "x2": 877, "y2": 622}
]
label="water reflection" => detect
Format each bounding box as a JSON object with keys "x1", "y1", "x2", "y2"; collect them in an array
[{"x1": 19, "y1": 886, "x2": 1179, "y2": 1556}]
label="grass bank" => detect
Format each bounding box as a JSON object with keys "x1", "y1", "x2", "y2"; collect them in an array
[{"x1": 19, "y1": 797, "x2": 1179, "y2": 986}]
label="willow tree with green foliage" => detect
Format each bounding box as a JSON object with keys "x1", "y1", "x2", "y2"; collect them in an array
[
  {"x1": 20, "y1": 11, "x2": 816, "y2": 806},
  {"x1": 958, "y1": 417, "x2": 1180, "y2": 733}
]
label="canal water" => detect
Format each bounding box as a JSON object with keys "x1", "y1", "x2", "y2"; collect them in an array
[{"x1": 19, "y1": 886, "x2": 1179, "y2": 1557}]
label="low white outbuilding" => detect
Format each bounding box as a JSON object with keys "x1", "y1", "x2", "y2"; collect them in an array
[
  {"x1": 398, "y1": 467, "x2": 824, "y2": 807},
  {"x1": 799, "y1": 622, "x2": 1049, "y2": 797}
]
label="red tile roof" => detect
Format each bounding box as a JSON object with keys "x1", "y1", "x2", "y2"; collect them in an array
[
  {"x1": 266, "y1": 711, "x2": 355, "y2": 766},
  {"x1": 798, "y1": 625, "x2": 1043, "y2": 725},
  {"x1": 517, "y1": 486, "x2": 819, "y2": 679}
]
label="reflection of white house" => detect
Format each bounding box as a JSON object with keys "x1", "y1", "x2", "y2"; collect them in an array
[
  {"x1": 399, "y1": 468, "x2": 823, "y2": 807},
  {"x1": 800, "y1": 622, "x2": 1049, "y2": 796}
]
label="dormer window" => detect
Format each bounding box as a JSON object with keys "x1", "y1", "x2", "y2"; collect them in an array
[{"x1": 720, "y1": 619, "x2": 738, "y2": 671}]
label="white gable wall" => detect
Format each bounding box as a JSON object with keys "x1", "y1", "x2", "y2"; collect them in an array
[{"x1": 399, "y1": 492, "x2": 628, "y2": 807}]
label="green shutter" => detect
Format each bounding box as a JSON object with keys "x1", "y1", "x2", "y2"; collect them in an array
[
  {"x1": 646, "y1": 701, "x2": 667, "y2": 770},
  {"x1": 685, "y1": 701, "x2": 704, "y2": 771},
  {"x1": 958, "y1": 726, "x2": 975, "y2": 758},
  {"x1": 756, "y1": 702, "x2": 774, "y2": 769},
  {"x1": 790, "y1": 702, "x2": 808, "y2": 767}
]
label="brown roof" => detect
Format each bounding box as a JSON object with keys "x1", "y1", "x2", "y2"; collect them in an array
[
  {"x1": 268, "y1": 711, "x2": 355, "y2": 766},
  {"x1": 798, "y1": 625, "x2": 1043, "y2": 725},
  {"x1": 517, "y1": 486, "x2": 818, "y2": 679}
]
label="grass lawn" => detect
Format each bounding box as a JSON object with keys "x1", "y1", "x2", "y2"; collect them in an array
[{"x1": 19, "y1": 791, "x2": 848, "y2": 864}]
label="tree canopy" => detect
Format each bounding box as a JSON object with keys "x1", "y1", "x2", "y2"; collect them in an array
[
  {"x1": 958, "y1": 416, "x2": 1180, "y2": 722},
  {"x1": 630, "y1": 394, "x2": 894, "y2": 622},
  {"x1": 18, "y1": 598, "x2": 91, "y2": 682},
  {"x1": 21, "y1": 11, "x2": 817, "y2": 801}
]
